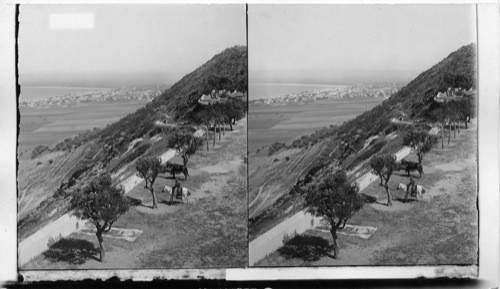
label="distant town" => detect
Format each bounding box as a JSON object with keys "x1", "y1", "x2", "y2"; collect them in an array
[
  {"x1": 20, "y1": 87, "x2": 163, "y2": 108},
  {"x1": 252, "y1": 84, "x2": 401, "y2": 105}
]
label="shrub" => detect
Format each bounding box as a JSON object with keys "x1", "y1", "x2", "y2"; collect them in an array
[
  {"x1": 31, "y1": 145, "x2": 49, "y2": 159},
  {"x1": 268, "y1": 142, "x2": 286, "y2": 156}
]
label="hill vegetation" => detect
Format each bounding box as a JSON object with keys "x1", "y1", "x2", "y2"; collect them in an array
[{"x1": 19, "y1": 46, "x2": 248, "y2": 239}]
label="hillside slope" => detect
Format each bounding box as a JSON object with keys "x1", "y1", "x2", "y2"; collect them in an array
[
  {"x1": 18, "y1": 46, "x2": 248, "y2": 239},
  {"x1": 249, "y1": 44, "x2": 476, "y2": 240}
]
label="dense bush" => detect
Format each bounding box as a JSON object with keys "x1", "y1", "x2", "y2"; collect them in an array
[
  {"x1": 268, "y1": 142, "x2": 286, "y2": 156},
  {"x1": 153, "y1": 46, "x2": 247, "y2": 122},
  {"x1": 31, "y1": 145, "x2": 49, "y2": 159}
]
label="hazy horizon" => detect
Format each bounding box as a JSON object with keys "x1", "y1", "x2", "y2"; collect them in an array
[
  {"x1": 249, "y1": 5, "x2": 476, "y2": 85},
  {"x1": 19, "y1": 5, "x2": 246, "y2": 88}
]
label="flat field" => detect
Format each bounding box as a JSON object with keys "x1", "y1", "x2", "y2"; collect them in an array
[
  {"x1": 248, "y1": 98, "x2": 383, "y2": 153},
  {"x1": 18, "y1": 100, "x2": 148, "y2": 153}
]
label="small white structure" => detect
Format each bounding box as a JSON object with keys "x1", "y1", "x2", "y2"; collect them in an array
[{"x1": 434, "y1": 91, "x2": 447, "y2": 103}]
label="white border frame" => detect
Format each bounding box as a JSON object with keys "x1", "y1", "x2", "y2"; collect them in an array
[{"x1": 1, "y1": 1, "x2": 498, "y2": 286}]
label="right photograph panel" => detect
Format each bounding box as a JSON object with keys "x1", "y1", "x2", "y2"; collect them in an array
[{"x1": 248, "y1": 5, "x2": 478, "y2": 267}]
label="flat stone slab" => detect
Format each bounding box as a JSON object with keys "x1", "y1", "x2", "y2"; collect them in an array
[
  {"x1": 316, "y1": 224, "x2": 377, "y2": 240},
  {"x1": 80, "y1": 224, "x2": 143, "y2": 242}
]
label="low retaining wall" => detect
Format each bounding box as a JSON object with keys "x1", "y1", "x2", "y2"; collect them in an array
[
  {"x1": 249, "y1": 210, "x2": 321, "y2": 266},
  {"x1": 19, "y1": 212, "x2": 87, "y2": 266}
]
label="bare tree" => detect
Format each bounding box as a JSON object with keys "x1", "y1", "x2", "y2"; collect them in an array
[
  {"x1": 304, "y1": 171, "x2": 364, "y2": 258},
  {"x1": 71, "y1": 173, "x2": 130, "y2": 262}
]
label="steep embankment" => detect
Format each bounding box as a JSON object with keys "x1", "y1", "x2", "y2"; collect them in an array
[
  {"x1": 18, "y1": 46, "x2": 248, "y2": 240},
  {"x1": 249, "y1": 43, "x2": 476, "y2": 240}
]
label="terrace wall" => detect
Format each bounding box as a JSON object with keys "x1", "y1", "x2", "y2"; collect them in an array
[{"x1": 19, "y1": 212, "x2": 87, "y2": 266}]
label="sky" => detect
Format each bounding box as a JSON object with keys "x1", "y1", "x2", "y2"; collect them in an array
[
  {"x1": 249, "y1": 5, "x2": 477, "y2": 84},
  {"x1": 19, "y1": 5, "x2": 246, "y2": 87}
]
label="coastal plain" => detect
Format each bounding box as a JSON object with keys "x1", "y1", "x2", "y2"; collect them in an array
[
  {"x1": 248, "y1": 98, "x2": 383, "y2": 153},
  {"x1": 18, "y1": 100, "x2": 149, "y2": 153}
]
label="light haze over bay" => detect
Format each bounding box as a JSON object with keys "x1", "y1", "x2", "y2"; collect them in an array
[
  {"x1": 248, "y1": 5, "x2": 476, "y2": 99},
  {"x1": 19, "y1": 4, "x2": 246, "y2": 99}
]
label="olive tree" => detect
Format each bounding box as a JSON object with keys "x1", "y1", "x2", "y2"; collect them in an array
[
  {"x1": 71, "y1": 173, "x2": 130, "y2": 262},
  {"x1": 370, "y1": 155, "x2": 386, "y2": 186},
  {"x1": 430, "y1": 106, "x2": 448, "y2": 149},
  {"x1": 457, "y1": 97, "x2": 475, "y2": 129},
  {"x1": 135, "y1": 156, "x2": 162, "y2": 209},
  {"x1": 224, "y1": 99, "x2": 246, "y2": 131},
  {"x1": 304, "y1": 170, "x2": 364, "y2": 258},
  {"x1": 168, "y1": 132, "x2": 203, "y2": 166},
  {"x1": 370, "y1": 154, "x2": 398, "y2": 206},
  {"x1": 403, "y1": 129, "x2": 435, "y2": 164}
]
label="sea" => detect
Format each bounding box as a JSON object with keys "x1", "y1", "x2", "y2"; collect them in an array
[
  {"x1": 249, "y1": 83, "x2": 350, "y2": 100},
  {"x1": 20, "y1": 86, "x2": 113, "y2": 102}
]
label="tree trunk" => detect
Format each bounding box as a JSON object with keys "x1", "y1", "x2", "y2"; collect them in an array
[
  {"x1": 96, "y1": 231, "x2": 104, "y2": 262},
  {"x1": 182, "y1": 155, "x2": 188, "y2": 167},
  {"x1": 464, "y1": 119, "x2": 468, "y2": 129},
  {"x1": 218, "y1": 124, "x2": 221, "y2": 140},
  {"x1": 150, "y1": 187, "x2": 158, "y2": 209},
  {"x1": 457, "y1": 121, "x2": 460, "y2": 134},
  {"x1": 330, "y1": 228, "x2": 339, "y2": 259},
  {"x1": 453, "y1": 121, "x2": 456, "y2": 138},
  {"x1": 448, "y1": 122, "x2": 451, "y2": 145},
  {"x1": 229, "y1": 123, "x2": 233, "y2": 131},
  {"x1": 417, "y1": 153, "x2": 423, "y2": 165},
  {"x1": 441, "y1": 123, "x2": 444, "y2": 149},
  {"x1": 206, "y1": 125, "x2": 209, "y2": 152},
  {"x1": 379, "y1": 176, "x2": 383, "y2": 186},
  {"x1": 384, "y1": 184, "x2": 393, "y2": 206},
  {"x1": 222, "y1": 120, "x2": 225, "y2": 136},
  {"x1": 213, "y1": 124, "x2": 216, "y2": 147}
]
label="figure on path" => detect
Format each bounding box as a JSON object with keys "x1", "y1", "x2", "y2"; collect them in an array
[
  {"x1": 405, "y1": 176, "x2": 416, "y2": 202},
  {"x1": 171, "y1": 177, "x2": 181, "y2": 204}
]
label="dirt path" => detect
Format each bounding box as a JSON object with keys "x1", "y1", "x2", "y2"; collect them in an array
[
  {"x1": 249, "y1": 186, "x2": 270, "y2": 219},
  {"x1": 249, "y1": 186, "x2": 264, "y2": 208}
]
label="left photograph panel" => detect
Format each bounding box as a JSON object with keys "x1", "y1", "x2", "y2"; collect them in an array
[{"x1": 17, "y1": 4, "x2": 248, "y2": 269}]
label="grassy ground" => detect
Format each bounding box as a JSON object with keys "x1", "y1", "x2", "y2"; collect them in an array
[
  {"x1": 255, "y1": 120, "x2": 478, "y2": 266},
  {"x1": 22, "y1": 118, "x2": 248, "y2": 269}
]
